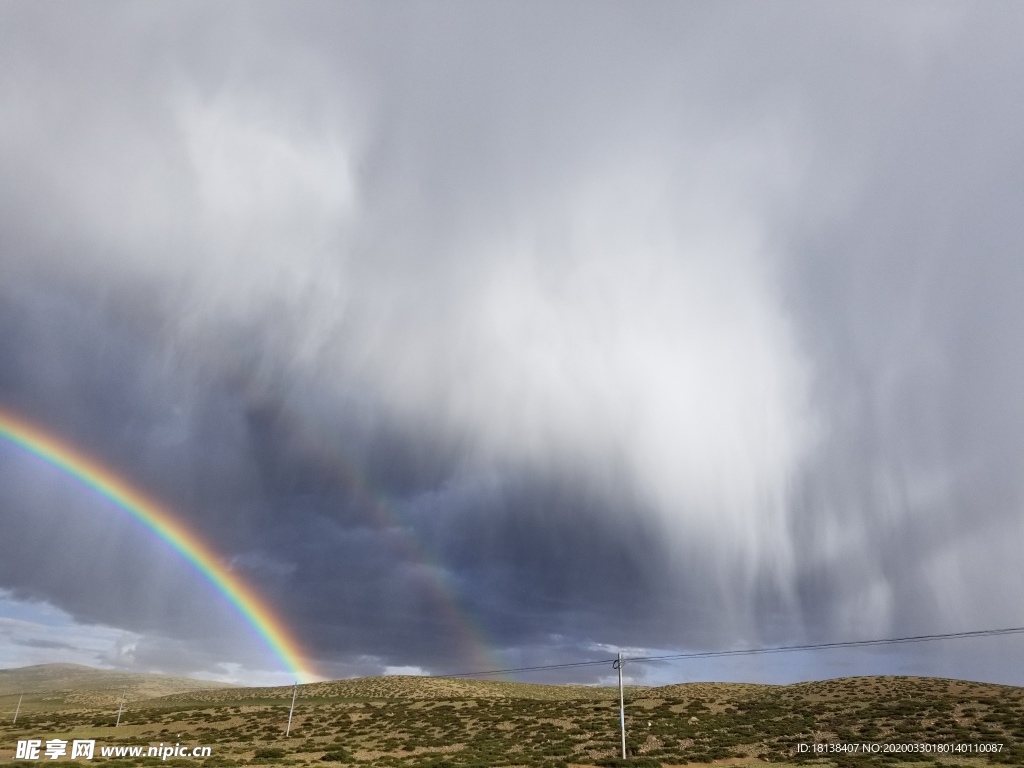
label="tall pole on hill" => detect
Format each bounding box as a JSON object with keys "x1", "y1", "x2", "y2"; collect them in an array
[
  {"x1": 614, "y1": 653, "x2": 626, "y2": 759},
  {"x1": 12, "y1": 693, "x2": 22, "y2": 724},
  {"x1": 286, "y1": 682, "x2": 298, "y2": 736}
]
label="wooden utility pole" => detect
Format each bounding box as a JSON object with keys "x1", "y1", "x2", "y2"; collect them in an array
[
  {"x1": 286, "y1": 682, "x2": 298, "y2": 736},
  {"x1": 115, "y1": 689, "x2": 126, "y2": 727}
]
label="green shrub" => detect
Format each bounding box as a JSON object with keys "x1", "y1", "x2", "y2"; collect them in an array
[
  {"x1": 320, "y1": 749, "x2": 355, "y2": 763},
  {"x1": 253, "y1": 748, "x2": 286, "y2": 759}
]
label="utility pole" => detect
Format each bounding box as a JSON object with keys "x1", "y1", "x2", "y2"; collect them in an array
[
  {"x1": 12, "y1": 693, "x2": 22, "y2": 725},
  {"x1": 285, "y1": 682, "x2": 298, "y2": 736},
  {"x1": 613, "y1": 653, "x2": 626, "y2": 759},
  {"x1": 115, "y1": 689, "x2": 126, "y2": 727}
]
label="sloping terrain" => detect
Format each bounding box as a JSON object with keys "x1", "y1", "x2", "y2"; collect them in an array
[
  {"x1": 0, "y1": 663, "x2": 230, "y2": 710},
  {"x1": 1, "y1": 667, "x2": 1022, "y2": 766},
  {"x1": 155, "y1": 676, "x2": 642, "y2": 706}
]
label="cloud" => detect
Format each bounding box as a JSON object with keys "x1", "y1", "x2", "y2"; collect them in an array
[
  {"x1": 0, "y1": 592, "x2": 141, "y2": 670},
  {"x1": 1, "y1": 2, "x2": 1024, "y2": 685},
  {"x1": 383, "y1": 666, "x2": 427, "y2": 677}
]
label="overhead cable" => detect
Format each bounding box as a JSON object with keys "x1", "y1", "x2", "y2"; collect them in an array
[{"x1": 438, "y1": 625, "x2": 1024, "y2": 678}]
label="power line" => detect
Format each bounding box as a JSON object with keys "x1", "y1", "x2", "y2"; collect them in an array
[
  {"x1": 438, "y1": 625, "x2": 1024, "y2": 679},
  {"x1": 442, "y1": 658, "x2": 616, "y2": 678},
  {"x1": 627, "y1": 626, "x2": 1024, "y2": 665}
]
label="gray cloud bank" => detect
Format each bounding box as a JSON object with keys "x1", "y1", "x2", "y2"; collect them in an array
[{"x1": 1, "y1": 2, "x2": 1023, "y2": 684}]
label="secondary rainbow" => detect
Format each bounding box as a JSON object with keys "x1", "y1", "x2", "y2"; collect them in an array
[
  {"x1": 0, "y1": 407, "x2": 318, "y2": 684},
  {"x1": 252, "y1": 403, "x2": 503, "y2": 676}
]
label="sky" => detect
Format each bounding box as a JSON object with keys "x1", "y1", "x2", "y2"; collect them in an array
[{"x1": 1, "y1": 1, "x2": 1024, "y2": 688}]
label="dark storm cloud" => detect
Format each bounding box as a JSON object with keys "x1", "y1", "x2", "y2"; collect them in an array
[
  {"x1": 0, "y1": 279, "x2": 678, "y2": 675},
  {"x1": 0, "y1": 284, "x2": 316, "y2": 681},
  {"x1": 1, "y1": 2, "x2": 1024, "y2": 684}
]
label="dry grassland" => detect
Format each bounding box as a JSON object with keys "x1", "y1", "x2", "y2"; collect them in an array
[{"x1": 1, "y1": 666, "x2": 1021, "y2": 767}]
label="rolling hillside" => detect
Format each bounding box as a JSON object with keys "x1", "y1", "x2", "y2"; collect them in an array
[
  {"x1": 1, "y1": 666, "x2": 1022, "y2": 766},
  {"x1": 0, "y1": 663, "x2": 230, "y2": 709}
]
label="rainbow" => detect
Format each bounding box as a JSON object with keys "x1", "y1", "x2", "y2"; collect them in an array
[
  {"x1": 0, "y1": 407, "x2": 318, "y2": 684},
  {"x1": 325, "y1": 450, "x2": 501, "y2": 676},
  {"x1": 245, "y1": 403, "x2": 503, "y2": 676}
]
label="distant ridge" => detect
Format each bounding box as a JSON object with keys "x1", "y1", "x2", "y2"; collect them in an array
[
  {"x1": 149, "y1": 672, "x2": 1023, "y2": 708},
  {"x1": 5, "y1": 665, "x2": 1022, "y2": 712},
  {"x1": 0, "y1": 663, "x2": 232, "y2": 707},
  {"x1": 152, "y1": 674, "x2": 636, "y2": 705}
]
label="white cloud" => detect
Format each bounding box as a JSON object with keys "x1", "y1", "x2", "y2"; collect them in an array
[
  {"x1": 0, "y1": 590, "x2": 140, "y2": 670},
  {"x1": 383, "y1": 665, "x2": 427, "y2": 677}
]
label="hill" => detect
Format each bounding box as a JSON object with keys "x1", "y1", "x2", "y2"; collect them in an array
[
  {"x1": 152, "y1": 674, "x2": 643, "y2": 706},
  {"x1": 0, "y1": 662, "x2": 230, "y2": 709},
  {"x1": 2, "y1": 669, "x2": 1023, "y2": 766}
]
